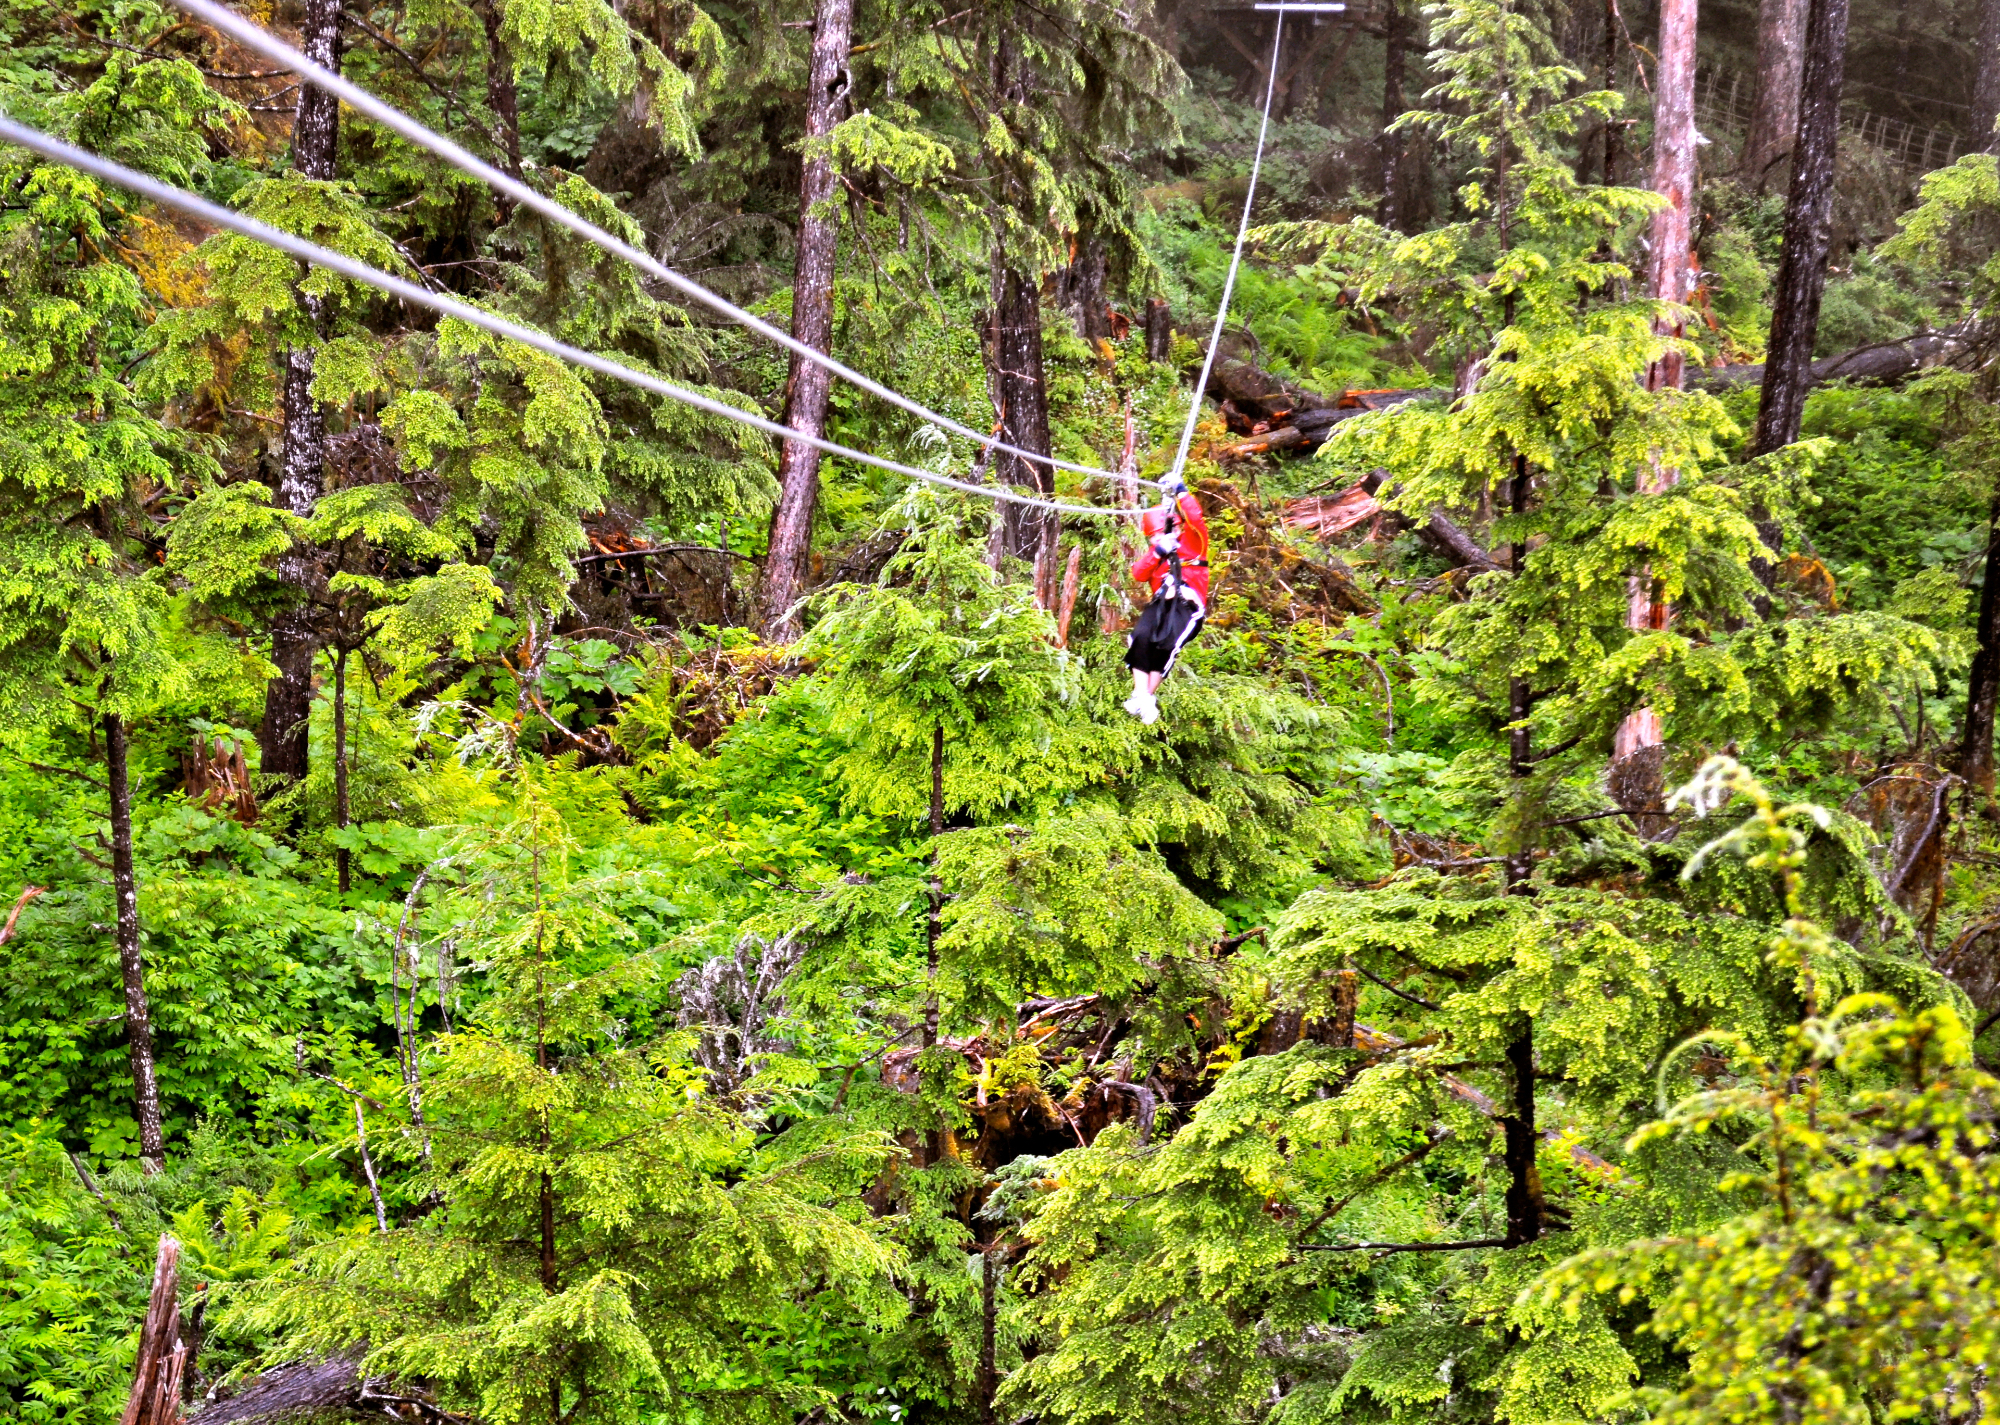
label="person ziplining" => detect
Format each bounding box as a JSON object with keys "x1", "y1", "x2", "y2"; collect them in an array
[
  {"x1": 1114, "y1": 3, "x2": 1335, "y2": 722},
  {"x1": 1123, "y1": 476, "x2": 1211, "y2": 724}
]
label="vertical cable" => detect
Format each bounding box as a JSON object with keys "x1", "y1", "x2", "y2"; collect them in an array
[{"x1": 1165, "y1": 14, "x2": 1288, "y2": 486}]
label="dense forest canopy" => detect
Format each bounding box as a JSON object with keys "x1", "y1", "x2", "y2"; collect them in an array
[{"x1": 7, "y1": 0, "x2": 2000, "y2": 1420}]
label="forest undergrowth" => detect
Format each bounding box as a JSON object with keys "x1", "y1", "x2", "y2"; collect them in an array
[{"x1": 6, "y1": 0, "x2": 2000, "y2": 1422}]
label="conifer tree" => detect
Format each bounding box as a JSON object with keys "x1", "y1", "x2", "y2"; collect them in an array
[
  {"x1": 261, "y1": 0, "x2": 347, "y2": 786},
  {"x1": 756, "y1": 0, "x2": 858, "y2": 642},
  {"x1": 226, "y1": 765, "x2": 898, "y2": 1423},
  {"x1": 0, "y1": 56, "x2": 238, "y2": 1172},
  {"x1": 1538, "y1": 758, "x2": 1999, "y2": 1425}
]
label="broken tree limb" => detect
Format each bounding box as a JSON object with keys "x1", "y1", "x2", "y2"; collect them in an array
[
  {"x1": 1285, "y1": 469, "x2": 1501, "y2": 572},
  {"x1": 1359, "y1": 471, "x2": 1501, "y2": 571},
  {"x1": 120, "y1": 1235, "x2": 181, "y2": 1425}
]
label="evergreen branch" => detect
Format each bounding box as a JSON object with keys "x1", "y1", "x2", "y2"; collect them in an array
[
  {"x1": 1294, "y1": 1130, "x2": 1450, "y2": 1243},
  {"x1": 1354, "y1": 962, "x2": 1440, "y2": 1011},
  {"x1": 66, "y1": 1152, "x2": 130, "y2": 1254},
  {"x1": 1391, "y1": 948, "x2": 1469, "y2": 983},
  {"x1": 10, "y1": 756, "x2": 107, "y2": 790},
  {"x1": 575, "y1": 544, "x2": 760, "y2": 567},
  {"x1": 1300, "y1": 1236, "x2": 1510, "y2": 1254},
  {"x1": 1524, "y1": 734, "x2": 1584, "y2": 763},
  {"x1": 1541, "y1": 809, "x2": 1638, "y2": 828}
]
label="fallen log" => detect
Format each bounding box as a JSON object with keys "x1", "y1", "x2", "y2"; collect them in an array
[
  {"x1": 1285, "y1": 469, "x2": 1501, "y2": 573},
  {"x1": 1692, "y1": 326, "x2": 1977, "y2": 392},
  {"x1": 1219, "y1": 327, "x2": 1979, "y2": 462},
  {"x1": 190, "y1": 1355, "x2": 460, "y2": 1425}
]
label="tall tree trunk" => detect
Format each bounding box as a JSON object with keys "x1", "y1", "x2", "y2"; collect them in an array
[
  {"x1": 478, "y1": 0, "x2": 523, "y2": 181},
  {"x1": 1752, "y1": 0, "x2": 1850, "y2": 458},
  {"x1": 260, "y1": 0, "x2": 343, "y2": 785},
  {"x1": 979, "y1": 1246, "x2": 999, "y2": 1425},
  {"x1": 985, "y1": 263, "x2": 1056, "y2": 566},
  {"x1": 922, "y1": 722, "x2": 943, "y2": 1165},
  {"x1": 106, "y1": 712, "x2": 165, "y2": 1174},
  {"x1": 1977, "y1": 0, "x2": 2000, "y2": 152},
  {"x1": 1742, "y1": 0, "x2": 1810, "y2": 186},
  {"x1": 536, "y1": 866, "x2": 558, "y2": 1425},
  {"x1": 1612, "y1": 0, "x2": 1696, "y2": 808},
  {"x1": 1645, "y1": 0, "x2": 1698, "y2": 396},
  {"x1": 1601, "y1": 0, "x2": 1624, "y2": 184},
  {"x1": 755, "y1": 0, "x2": 855, "y2": 642},
  {"x1": 334, "y1": 647, "x2": 350, "y2": 894},
  {"x1": 1059, "y1": 232, "x2": 1110, "y2": 340},
  {"x1": 1378, "y1": 0, "x2": 1409, "y2": 229},
  {"x1": 1144, "y1": 298, "x2": 1173, "y2": 363},
  {"x1": 1500, "y1": 1024, "x2": 1546, "y2": 1245},
  {"x1": 984, "y1": 31, "x2": 1056, "y2": 570},
  {"x1": 1961, "y1": 492, "x2": 2000, "y2": 795},
  {"x1": 1504, "y1": 458, "x2": 1535, "y2": 892}
]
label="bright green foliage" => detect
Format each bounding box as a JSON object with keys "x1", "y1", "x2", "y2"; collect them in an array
[
  {"x1": 1533, "y1": 760, "x2": 1999, "y2": 1424},
  {"x1": 1258, "y1": 0, "x2": 1945, "y2": 786},
  {"x1": 801, "y1": 489, "x2": 1076, "y2": 823},
  {"x1": 827, "y1": 0, "x2": 1181, "y2": 278},
  {"x1": 8, "y1": 0, "x2": 2000, "y2": 1421},
  {"x1": 0, "y1": 62, "x2": 232, "y2": 725},
  {"x1": 936, "y1": 804, "x2": 1224, "y2": 1026},
  {"x1": 224, "y1": 771, "x2": 900, "y2": 1424},
  {"x1": 1566, "y1": 998, "x2": 2000, "y2": 1425},
  {"x1": 0, "y1": 1129, "x2": 141, "y2": 1421}
]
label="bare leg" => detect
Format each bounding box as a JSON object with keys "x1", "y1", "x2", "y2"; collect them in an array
[
  {"x1": 1132, "y1": 669, "x2": 1150, "y2": 701},
  {"x1": 1146, "y1": 671, "x2": 1166, "y2": 695}
]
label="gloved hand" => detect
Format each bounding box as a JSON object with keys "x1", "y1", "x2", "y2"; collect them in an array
[{"x1": 1150, "y1": 530, "x2": 1181, "y2": 558}]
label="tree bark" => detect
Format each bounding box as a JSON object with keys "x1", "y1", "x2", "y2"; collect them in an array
[
  {"x1": 1975, "y1": 0, "x2": 2000, "y2": 152},
  {"x1": 755, "y1": 0, "x2": 855, "y2": 643},
  {"x1": 1600, "y1": 0, "x2": 1623, "y2": 184},
  {"x1": 1058, "y1": 232, "x2": 1110, "y2": 340},
  {"x1": 1613, "y1": 0, "x2": 1696, "y2": 789},
  {"x1": 107, "y1": 712, "x2": 165, "y2": 1174},
  {"x1": 1378, "y1": 0, "x2": 1409, "y2": 228},
  {"x1": 1752, "y1": 0, "x2": 1850, "y2": 458},
  {"x1": 1646, "y1": 0, "x2": 1698, "y2": 396},
  {"x1": 1504, "y1": 458, "x2": 1535, "y2": 892},
  {"x1": 1144, "y1": 297, "x2": 1172, "y2": 363},
  {"x1": 1961, "y1": 491, "x2": 2000, "y2": 795},
  {"x1": 260, "y1": 0, "x2": 343, "y2": 785},
  {"x1": 922, "y1": 722, "x2": 944, "y2": 1165},
  {"x1": 985, "y1": 262, "x2": 1056, "y2": 566},
  {"x1": 119, "y1": 1235, "x2": 182, "y2": 1425},
  {"x1": 334, "y1": 647, "x2": 350, "y2": 894},
  {"x1": 1742, "y1": 0, "x2": 1810, "y2": 186},
  {"x1": 478, "y1": 0, "x2": 523, "y2": 183},
  {"x1": 1500, "y1": 1025, "x2": 1546, "y2": 1245},
  {"x1": 978, "y1": 1246, "x2": 999, "y2": 1425}
]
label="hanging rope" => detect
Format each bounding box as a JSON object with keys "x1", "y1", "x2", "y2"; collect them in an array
[
  {"x1": 1163, "y1": 11, "x2": 1290, "y2": 491},
  {"x1": 0, "y1": 115, "x2": 1131, "y2": 521},
  {"x1": 163, "y1": 0, "x2": 1167, "y2": 492}
]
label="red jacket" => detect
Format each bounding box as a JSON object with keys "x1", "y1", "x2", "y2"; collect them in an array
[{"x1": 1130, "y1": 492, "x2": 1211, "y2": 603}]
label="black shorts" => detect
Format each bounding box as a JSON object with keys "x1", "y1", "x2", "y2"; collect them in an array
[{"x1": 1125, "y1": 594, "x2": 1206, "y2": 675}]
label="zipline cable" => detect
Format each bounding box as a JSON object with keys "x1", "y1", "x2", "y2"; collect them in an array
[
  {"x1": 1162, "y1": 11, "x2": 1289, "y2": 491},
  {"x1": 162, "y1": 0, "x2": 1164, "y2": 492},
  {"x1": 0, "y1": 114, "x2": 1131, "y2": 521}
]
